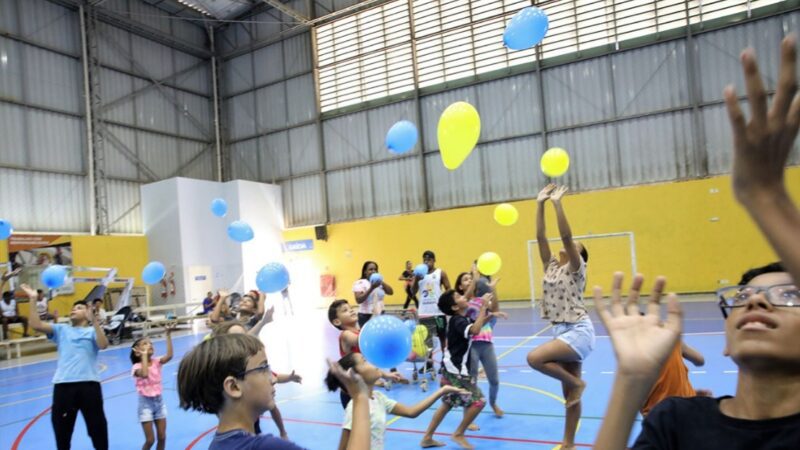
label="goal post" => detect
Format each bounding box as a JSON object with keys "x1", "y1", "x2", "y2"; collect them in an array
[{"x1": 527, "y1": 232, "x2": 637, "y2": 305}]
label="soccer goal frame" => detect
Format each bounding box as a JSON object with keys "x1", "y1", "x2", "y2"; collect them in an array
[{"x1": 527, "y1": 232, "x2": 637, "y2": 305}]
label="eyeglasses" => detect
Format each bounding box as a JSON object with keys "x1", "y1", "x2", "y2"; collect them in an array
[
  {"x1": 717, "y1": 284, "x2": 800, "y2": 318},
  {"x1": 235, "y1": 362, "x2": 272, "y2": 379}
]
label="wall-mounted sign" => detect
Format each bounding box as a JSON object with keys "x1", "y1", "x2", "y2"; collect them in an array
[{"x1": 284, "y1": 239, "x2": 314, "y2": 252}]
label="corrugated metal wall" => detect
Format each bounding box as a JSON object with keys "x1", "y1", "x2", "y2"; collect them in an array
[
  {"x1": 4, "y1": 0, "x2": 797, "y2": 233},
  {"x1": 0, "y1": 0, "x2": 214, "y2": 234},
  {"x1": 219, "y1": 0, "x2": 319, "y2": 227},
  {"x1": 265, "y1": 8, "x2": 799, "y2": 227}
]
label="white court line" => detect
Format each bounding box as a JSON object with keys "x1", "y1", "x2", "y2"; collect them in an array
[
  {"x1": 0, "y1": 332, "x2": 199, "y2": 371},
  {"x1": 601, "y1": 371, "x2": 615, "y2": 374},
  {"x1": 0, "y1": 361, "x2": 176, "y2": 409},
  {"x1": 691, "y1": 371, "x2": 707, "y2": 374},
  {"x1": 492, "y1": 331, "x2": 725, "y2": 339},
  {"x1": 724, "y1": 370, "x2": 739, "y2": 374}
]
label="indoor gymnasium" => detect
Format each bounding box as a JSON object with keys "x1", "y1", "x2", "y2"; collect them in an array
[{"x1": 1, "y1": 0, "x2": 800, "y2": 449}]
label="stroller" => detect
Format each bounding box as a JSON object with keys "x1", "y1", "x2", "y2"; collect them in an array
[
  {"x1": 388, "y1": 308, "x2": 436, "y2": 392},
  {"x1": 103, "y1": 306, "x2": 133, "y2": 345}
]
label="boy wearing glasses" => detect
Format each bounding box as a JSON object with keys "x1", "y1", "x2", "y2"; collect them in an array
[
  {"x1": 178, "y1": 333, "x2": 372, "y2": 450},
  {"x1": 594, "y1": 35, "x2": 800, "y2": 450}
]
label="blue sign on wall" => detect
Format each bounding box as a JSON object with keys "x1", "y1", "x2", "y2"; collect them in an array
[{"x1": 284, "y1": 239, "x2": 314, "y2": 252}]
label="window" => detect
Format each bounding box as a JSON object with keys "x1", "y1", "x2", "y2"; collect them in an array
[
  {"x1": 316, "y1": 0, "x2": 414, "y2": 111},
  {"x1": 316, "y1": 0, "x2": 785, "y2": 112}
]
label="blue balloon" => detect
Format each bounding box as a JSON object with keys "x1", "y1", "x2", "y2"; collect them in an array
[
  {"x1": 0, "y1": 219, "x2": 12, "y2": 240},
  {"x1": 210, "y1": 198, "x2": 228, "y2": 217},
  {"x1": 227, "y1": 221, "x2": 254, "y2": 242},
  {"x1": 503, "y1": 6, "x2": 549, "y2": 51},
  {"x1": 386, "y1": 120, "x2": 418, "y2": 154},
  {"x1": 256, "y1": 262, "x2": 290, "y2": 293},
  {"x1": 142, "y1": 261, "x2": 166, "y2": 285},
  {"x1": 41, "y1": 265, "x2": 68, "y2": 289},
  {"x1": 404, "y1": 319, "x2": 417, "y2": 333},
  {"x1": 413, "y1": 264, "x2": 428, "y2": 278},
  {"x1": 369, "y1": 273, "x2": 383, "y2": 285},
  {"x1": 359, "y1": 315, "x2": 412, "y2": 369}
]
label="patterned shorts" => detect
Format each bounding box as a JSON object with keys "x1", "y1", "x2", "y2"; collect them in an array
[{"x1": 440, "y1": 370, "x2": 485, "y2": 409}]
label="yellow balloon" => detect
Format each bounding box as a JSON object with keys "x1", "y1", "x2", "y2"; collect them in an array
[
  {"x1": 541, "y1": 147, "x2": 570, "y2": 177},
  {"x1": 438, "y1": 101, "x2": 481, "y2": 170},
  {"x1": 493, "y1": 203, "x2": 519, "y2": 226},
  {"x1": 477, "y1": 252, "x2": 502, "y2": 276},
  {"x1": 412, "y1": 325, "x2": 428, "y2": 356}
]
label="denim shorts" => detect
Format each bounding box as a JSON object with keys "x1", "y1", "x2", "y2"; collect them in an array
[
  {"x1": 553, "y1": 317, "x2": 596, "y2": 361},
  {"x1": 138, "y1": 394, "x2": 167, "y2": 422}
]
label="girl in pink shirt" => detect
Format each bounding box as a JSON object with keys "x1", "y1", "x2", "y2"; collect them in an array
[{"x1": 131, "y1": 323, "x2": 175, "y2": 450}]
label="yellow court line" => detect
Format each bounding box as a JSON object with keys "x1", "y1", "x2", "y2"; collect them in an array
[
  {"x1": 386, "y1": 324, "x2": 553, "y2": 428},
  {"x1": 498, "y1": 382, "x2": 582, "y2": 450}
]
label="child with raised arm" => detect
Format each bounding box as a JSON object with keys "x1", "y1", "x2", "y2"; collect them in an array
[
  {"x1": 594, "y1": 267, "x2": 800, "y2": 450},
  {"x1": 209, "y1": 308, "x2": 301, "y2": 441},
  {"x1": 420, "y1": 290, "x2": 491, "y2": 449},
  {"x1": 178, "y1": 334, "x2": 372, "y2": 450},
  {"x1": 528, "y1": 184, "x2": 594, "y2": 450},
  {"x1": 325, "y1": 352, "x2": 467, "y2": 450},
  {"x1": 23, "y1": 283, "x2": 109, "y2": 450},
  {"x1": 328, "y1": 299, "x2": 404, "y2": 407},
  {"x1": 130, "y1": 323, "x2": 176, "y2": 450}
]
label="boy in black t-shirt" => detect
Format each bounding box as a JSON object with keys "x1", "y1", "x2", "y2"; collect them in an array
[
  {"x1": 419, "y1": 290, "x2": 490, "y2": 449},
  {"x1": 594, "y1": 35, "x2": 800, "y2": 450}
]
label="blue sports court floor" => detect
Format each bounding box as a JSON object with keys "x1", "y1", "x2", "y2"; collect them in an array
[{"x1": 0, "y1": 301, "x2": 735, "y2": 449}]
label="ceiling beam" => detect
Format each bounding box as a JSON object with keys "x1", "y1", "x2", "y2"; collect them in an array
[
  {"x1": 44, "y1": 0, "x2": 212, "y2": 58},
  {"x1": 261, "y1": 0, "x2": 308, "y2": 23}
]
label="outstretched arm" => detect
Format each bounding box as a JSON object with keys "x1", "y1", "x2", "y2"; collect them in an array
[
  {"x1": 21, "y1": 284, "x2": 53, "y2": 334},
  {"x1": 160, "y1": 322, "x2": 176, "y2": 364},
  {"x1": 91, "y1": 308, "x2": 109, "y2": 349},
  {"x1": 550, "y1": 186, "x2": 583, "y2": 272},
  {"x1": 391, "y1": 385, "x2": 469, "y2": 418},
  {"x1": 209, "y1": 290, "x2": 229, "y2": 323},
  {"x1": 536, "y1": 184, "x2": 555, "y2": 266},
  {"x1": 725, "y1": 35, "x2": 800, "y2": 284},
  {"x1": 594, "y1": 274, "x2": 682, "y2": 450},
  {"x1": 681, "y1": 342, "x2": 705, "y2": 367},
  {"x1": 248, "y1": 305, "x2": 274, "y2": 336}
]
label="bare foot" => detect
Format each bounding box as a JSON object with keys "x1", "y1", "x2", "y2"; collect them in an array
[
  {"x1": 452, "y1": 433, "x2": 475, "y2": 449},
  {"x1": 492, "y1": 404, "x2": 504, "y2": 417},
  {"x1": 420, "y1": 438, "x2": 445, "y2": 448},
  {"x1": 565, "y1": 380, "x2": 586, "y2": 408},
  {"x1": 467, "y1": 423, "x2": 480, "y2": 431},
  {"x1": 560, "y1": 445, "x2": 577, "y2": 450}
]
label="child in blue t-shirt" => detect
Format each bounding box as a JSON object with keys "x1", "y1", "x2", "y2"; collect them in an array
[{"x1": 23, "y1": 283, "x2": 110, "y2": 450}]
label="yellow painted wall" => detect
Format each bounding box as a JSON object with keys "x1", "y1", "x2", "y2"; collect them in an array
[
  {"x1": 5, "y1": 236, "x2": 148, "y2": 317},
  {"x1": 283, "y1": 168, "x2": 800, "y2": 304}
]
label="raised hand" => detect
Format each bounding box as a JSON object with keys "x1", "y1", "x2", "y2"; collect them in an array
[
  {"x1": 594, "y1": 273, "x2": 682, "y2": 380},
  {"x1": 288, "y1": 370, "x2": 302, "y2": 384},
  {"x1": 20, "y1": 283, "x2": 38, "y2": 298},
  {"x1": 537, "y1": 183, "x2": 556, "y2": 203},
  {"x1": 550, "y1": 185, "x2": 568, "y2": 202},
  {"x1": 263, "y1": 305, "x2": 275, "y2": 324},
  {"x1": 440, "y1": 385, "x2": 470, "y2": 396},
  {"x1": 328, "y1": 359, "x2": 369, "y2": 398},
  {"x1": 725, "y1": 34, "x2": 799, "y2": 202},
  {"x1": 164, "y1": 321, "x2": 177, "y2": 334}
]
